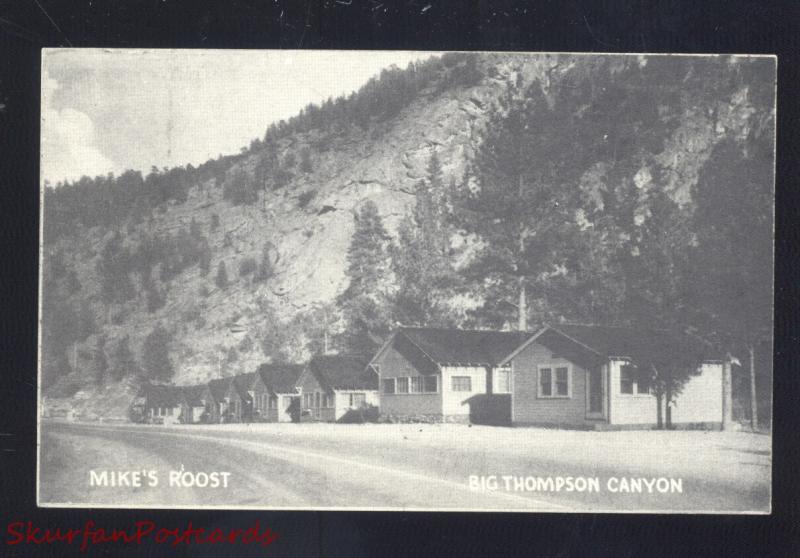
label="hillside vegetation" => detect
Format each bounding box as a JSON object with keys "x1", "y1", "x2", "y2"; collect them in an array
[{"x1": 40, "y1": 53, "x2": 774, "y2": 422}]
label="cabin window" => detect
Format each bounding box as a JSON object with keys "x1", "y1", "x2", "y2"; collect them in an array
[
  {"x1": 451, "y1": 376, "x2": 472, "y2": 392},
  {"x1": 350, "y1": 393, "x2": 366, "y2": 407},
  {"x1": 619, "y1": 364, "x2": 650, "y2": 395},
  {"x1": 382, "y1": 378, "x2": 396, "y2": 394},
  {"x1": 555, "y1": 367, "x2": 569, "y2": 396},
  {"x1": 397, "y1": 377, "x2": 409, "y2": 394},
  {"x1": 410, "y1": 377, "x2": 422, "y2": 393},
  {"x1": 314, "y1": 392, "x2": 321, "y2": 408},
  {"x1": 494, "y1": 368, "x2": 511, "y2": 394},
  {"x1": 539, "y1": 368, "x2": 552, "y2": 396},
  {"x1": 538, "y1": 365, "x2": 571, "y2": 398},
  {"x1": 620, "y1": 365, "x2": 635, "y2": 394},
  {"x1": 423, "y1": 375, "x2": 438, "y2": 393},
  {"x1": 637, "y1": 368, "x2": 651, "y2": 394}
]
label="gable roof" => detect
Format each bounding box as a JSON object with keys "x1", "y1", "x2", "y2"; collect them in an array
[
  {"x1": 140, "y1": 384, "x2": 184, "y2": 407},
  {"x1": 396, "y1": 326, "x2": 532, "y2": 367},
  {"x1": 500, "y1": 323, "x2": 721, "y2": 365},
  {"x1": 256, "y1": 362, "x2": 304, "y2": 394},
  {"x1": 233, "y1": 372, "x2": 256, "y2": 396},
  {"x1": 207, "y1": 377, "x2": 233, "y2": 403},
  {"x1": 181, "y1": 384, "x2": 207, "y2": 406},
  {"x1": 307, "y1": 354, "x2": 377, "y2": 391}
]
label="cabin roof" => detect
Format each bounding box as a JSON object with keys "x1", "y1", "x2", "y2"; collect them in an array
[
  {"x1": 307, "y1": 354, "x2": 377, "y2": 391},
  {"x1": 396, "y1": 326, "x2": 530, "y2": 367},
  {"x1": 208, "y1": 373, "x2": 252, "y2": 402},
  {"x1": 256, "y1": 362, "x2": 305, "y2": 394},
  {"x1": 140, "y1": 383, "x2": 184, "y2": 407},
  {"x1": 500, "y1": 323, "x2": 722, "y2": 364},
  {"x1": 181, "y1": 384, "x2": 207, "y2": 406}
]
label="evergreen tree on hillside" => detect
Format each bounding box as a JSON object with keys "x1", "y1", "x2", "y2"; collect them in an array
[
  {"x1": 110, "y1": 335, "x2": 138, "y2": 380},
  {"x1": 255, "y1": 241, "x2": 275, "y2": 283},
  {"x1": 337, "y1": 201, "x2": 394, "y2": 353},
  {"x1": 97, "y1": 231, "x2": 135, "y2": 304},
  {"x1": 215, "y1": 261, "x2": 229, "y2": 289},
  {"x1": 223, "y1": 167, "x2": 258, "y2": 205},
  {"x1": 142, "y1": 324, "x2": 174, "y2": 382},
  {"x1": 40, "y1": 285, "x2": 79, "y2": 387},
  {"x1": 199, "y1": 239, "x2": 211, "y2": 276},
  {"x1": 94, "y1": 336, "x2": 108, "y2": 386},
  {"x1": 300, "y1": 147, "x2": 313, "y2": 173}
]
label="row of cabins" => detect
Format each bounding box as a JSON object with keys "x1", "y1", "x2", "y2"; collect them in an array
[
  {"x1": 135, "y1": 323, "x2": 728, "y2": 429},
  {"x1": 134, "y1": 356, "x2": 378, "y2": 425}
]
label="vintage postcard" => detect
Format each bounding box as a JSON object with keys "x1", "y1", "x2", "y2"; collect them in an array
[{"x1": 38, "y1": 49, "x2": 774, "y2": 512}]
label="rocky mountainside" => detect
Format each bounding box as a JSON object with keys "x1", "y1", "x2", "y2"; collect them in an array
[{"x1": 40, "y1": 53, "x2": 772, "y2": 418}]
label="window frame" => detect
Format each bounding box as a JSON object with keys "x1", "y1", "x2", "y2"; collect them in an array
[
  {"x1": 381, "y1": 378, "x2": 396, "y2": 395},
  {"x1": 349, "y1": 393, "x2": 366, "y2": 408},
  {"x1": 537, "y1": 364, "x2": 572, "y2": 399},
  {"x1": 423, "y1": 375, "x2": 438, "y2": 393},
  {"x1": 450, "y1": 375, "x2": 473, "y2": 393},
  {"x1": 619, "y1": 363, "x2": 652, "y2": 396},
  {"x1": 396, "y1": 377, "x2": 409, "y2": 394}
]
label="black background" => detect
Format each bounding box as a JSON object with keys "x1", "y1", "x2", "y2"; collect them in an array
[{"x1": 1, "y1": 1, "x2": 798, "y2": 556}]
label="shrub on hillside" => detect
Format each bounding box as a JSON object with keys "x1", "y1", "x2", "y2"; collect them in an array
[
  {"x1": 239, "y1": 257, "x2": 257, "y2": 276},
  {"x1": 300, "y1": 147, "x2": 313, "y2": 173},
  {"x1": 215, "y1": 261, "x2": 229, "y2": 289},
  {"x1": 223, "y1": 168, "x2": 258, "y2": 205},
  {"x1": 298, "y1": 190, "x2": 316, "y2": 209}
]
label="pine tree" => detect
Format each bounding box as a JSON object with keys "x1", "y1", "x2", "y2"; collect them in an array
[
  {"x1": 199, "y1": 239, "x2": 211, "y2": 276},
  {"x1": 457, "y1": 84, "x2": 577, "y2": 330},
  {"x1": 215, "y1": 261, "x2": 229, "y2": 289},
  {"x1": 337, "y1": 201, "x2": 394, "y2": 353},
  {"x1": 141, "y1": 324, "x2": 174, "y2": 382},
  {"x1": 110, "y1": 335, "x2": 138, "y2": 380},
  {"x1": 97, "y1": 231, "x2": 135, "y2": 304},
  {"x1": 255, "y1": 242, "x2": 274, "y2": 282},
  {"x1": 690, "y1": 135, "x2": 774, "y2": 429},
  {"x1": 95, "y1": 336, "x2": 108, "y2": 386},
  {"x1": 300, "y1": 147, "x2": 313, "y2": 173},
  {"x1": 391, "y1": 154, "x2": 457, "y2": 326}
]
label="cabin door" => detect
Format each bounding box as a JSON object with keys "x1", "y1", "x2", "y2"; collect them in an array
[{"x1": 587, "y1": 366, "x2": 605, "y2": 418}]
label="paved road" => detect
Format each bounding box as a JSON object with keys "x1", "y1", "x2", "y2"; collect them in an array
[{"x1": 39, "y1": 421, "x2": 769, "y2": 512}]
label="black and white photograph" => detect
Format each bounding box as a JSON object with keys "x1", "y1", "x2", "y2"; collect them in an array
[{"x1": 37, "y1": 49, "x2": 775, "y2": 513}]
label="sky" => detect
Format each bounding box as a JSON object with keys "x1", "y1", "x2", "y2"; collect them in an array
[{"x1": 41, "y1": 49, "x2": 438, "y2": 185}]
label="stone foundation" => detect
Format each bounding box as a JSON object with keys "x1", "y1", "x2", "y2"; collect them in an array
[{"x1": 381, "y1": 413, "x2": 471, "y2": 424}]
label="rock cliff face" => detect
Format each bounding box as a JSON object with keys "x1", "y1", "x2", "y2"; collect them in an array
[
  {"x1": 42, "y1": 53, "x2": 766, "y2": 417},
  {"x1": 46, "y1": 55, "x2": 508, "y2": 403}
]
